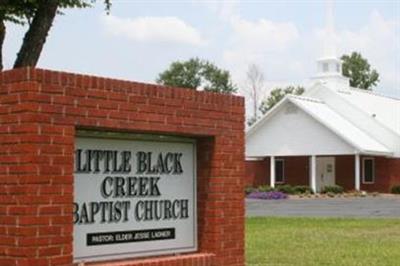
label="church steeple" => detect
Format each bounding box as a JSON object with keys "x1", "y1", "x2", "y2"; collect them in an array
[{"x1": 312, "y1": 0, "x2": 349, "y2": 88}]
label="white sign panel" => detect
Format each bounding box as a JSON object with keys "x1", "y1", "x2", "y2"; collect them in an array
[{"x1": 73, "y1": 135, "x2": 197, "y2": 262}]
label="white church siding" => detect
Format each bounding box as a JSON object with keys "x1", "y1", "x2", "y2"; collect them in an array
[{"x1": 246, "y1": 101, "x2": 355, "y2": 157}]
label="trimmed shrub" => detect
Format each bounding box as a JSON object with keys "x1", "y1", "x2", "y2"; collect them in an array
[
  {"x1": 327, "y1": 191, "x2": 336, "y2": 198},
  {"x1": 321, "y1": 185, "x2": 344, "y2": 194},
  {"x1": 293, "y1": 185, "x2": 312, "y2": 195},
  {"x1": 276, "y1": 184, "x2": 295, "y2": 194},
  {"x1": 391, "y1": 185, "x2": 400, "y2": 194},
  {"x1": 245, "y1": 186, "x2": 257, "y2": 195},
  {"x1": 257, "y1": 185, "x2": 275, "y2": 192},
  {"x1": 348, "y1": 190, "x2": 362, "y2": 197},
  {"x1": 247, "y1": 191, "x2": 288, "y2": 200}
]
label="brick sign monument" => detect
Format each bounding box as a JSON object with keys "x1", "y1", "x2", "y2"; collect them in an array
[{"x1": 0, "y1": 68, "x2": 245, "y2": 266}]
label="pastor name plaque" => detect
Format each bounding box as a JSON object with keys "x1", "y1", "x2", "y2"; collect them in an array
[{"x1": 73, "y1": 134, "x2": 197, "y2": 262}]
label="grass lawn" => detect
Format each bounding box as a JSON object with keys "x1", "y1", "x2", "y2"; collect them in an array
[{"x1": 246, "y1": 217, "x2": 400, "y2": 266}]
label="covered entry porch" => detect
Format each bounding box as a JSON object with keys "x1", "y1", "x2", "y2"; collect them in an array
[
  {"x1": 269, "y1": 154, "x2": 361, "y2": 193},
  {"x1": 245, "y1": 154, "x2": 395, "y2": 193}
]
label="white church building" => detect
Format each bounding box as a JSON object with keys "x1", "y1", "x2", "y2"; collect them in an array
[{"x1": 245, "y1": 5, "x2": 400, "y2": 193}]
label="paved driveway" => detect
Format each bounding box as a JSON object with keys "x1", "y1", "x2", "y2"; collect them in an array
[{"x1": 246, "y1": 196, "x2": 400, "y2": 218}]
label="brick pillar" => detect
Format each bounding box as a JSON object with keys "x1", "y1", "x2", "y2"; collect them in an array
[{"x1": 0, "y1": 68, "x2": 245, "y2": 266}]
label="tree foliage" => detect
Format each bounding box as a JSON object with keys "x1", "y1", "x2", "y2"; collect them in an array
[
  {"x1": 259, "y1": 86, "x2": 304, "y2": 115},
  {"x1": 156, "y1": 58, "x2": 237, "y2": 94},
  {"x1": 246, "y1": 116, "x2": 258, "y2": 127},
  {"x1": 341, "y1": 51, "x2": 379, "y2": 90},
  {"x1": 0, "y1": 0, "x2": 111, "y2": 70}
]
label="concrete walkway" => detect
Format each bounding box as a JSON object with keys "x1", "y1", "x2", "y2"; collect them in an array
[{"x1": 246, "y1": 196, "x2": 400, "y2": 218}]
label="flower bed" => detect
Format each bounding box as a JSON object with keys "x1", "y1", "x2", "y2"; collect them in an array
[{"x1": 247, "y1": 191, "x2": 288, "y2": 200}]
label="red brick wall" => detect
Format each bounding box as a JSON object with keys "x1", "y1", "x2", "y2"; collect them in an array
[
  {"x1": 335, "y1": 155, "x2": 355, "y2": 191},
  {"x1": 245, "y1": 156, "x2": 309, "y2": 187},
  {"x1": 359, "y1": 156, "x2": 400, "y2": 193},
  {"x1": 0, "y1": 68, "x2": 245, "y2": 266},
  {"x1": 244, "y1": 159, "x2": 268, "y2": 187},
  {"x1": 389, "y1": 158, "x2": 400, "y2": 189},
  {"x1": 335, "y1": 155, "x2": 400, "y2": 193},
  {"x1": 281, "y1": 156, "x2": 309, "y2": 186},
  {"x1": 246, "y1": 155, "x2": 399, "y2": 192}
]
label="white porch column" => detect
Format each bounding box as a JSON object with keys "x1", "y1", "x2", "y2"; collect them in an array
[
  {"x1": 270, "y1": 156, "x2": 275, "y2": 188},
  {"x1": 310, "y1": 155, "x2": 317, "y2": 193},
  {"x1": 355, "y1": 154, "x2": 361, "y2": 191}
]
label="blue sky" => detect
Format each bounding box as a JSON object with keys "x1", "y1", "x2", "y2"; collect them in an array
[{"x1": 4, "y1": 0, "x2": 399, "y2": 102}]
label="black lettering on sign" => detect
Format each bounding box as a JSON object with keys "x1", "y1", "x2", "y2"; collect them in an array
[
  {"x1": 86, "y1": 228, "x2": 175, "y2": 246},
  {"x1": 74, "y1": 149, "x2": 132, "y2": 174},
  {"x1": 74, "y1": 201, "x2": 131, "y2": 224},
  {"x1": 100, "y1": 176, "x2": 161, "y2": 198},
  {"x1": 135, "y1": 151, "x2": 184, "y2": 175}
]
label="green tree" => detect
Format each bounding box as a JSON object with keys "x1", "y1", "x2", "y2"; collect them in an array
[
  {"x1": 0, "y1": 0, "x2": 111, "y2": 71},
  {"x1": 246, "y1": 116, "x2": 258, "y2": 127},
  {"x1": 341, "y1": 51, "x2": 379, "y2": 90},
  {"x1": 156, "y1": 58, "x2": 237, "y2": 94},
  {"x1": 259, "y1": 86, "x2": 304, "y2": 115}
]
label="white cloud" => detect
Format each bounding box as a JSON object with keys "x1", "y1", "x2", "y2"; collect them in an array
[
  {"x1": 192, "y1": 1, "x2": 302, "y2": 95},
  {"x1": 193, "y1": 0, "x2": 240, "y2": 22},
  {"x1": 224, "y1": 8, "x2": 399, "y2": 101},
  {"x1": 222, "y1": 17, "x2": 300, "y2": 95},
  {"x1": 313, "y1": 10, "x2": 399, "y2": 95},
  {"x1": 221, "y1": 7, "x2": 399, "y2": 118},
  {"x1": 230, "y1": 18, "x2": 299, "y2": 52},
  {"x1": 101, "y1": 15, "x2": 206, "y2": 46}
]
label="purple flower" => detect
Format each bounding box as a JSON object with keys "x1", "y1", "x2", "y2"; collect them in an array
[{"x1": 247, "y1": 191, "x2": 288, "y2": 200}]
